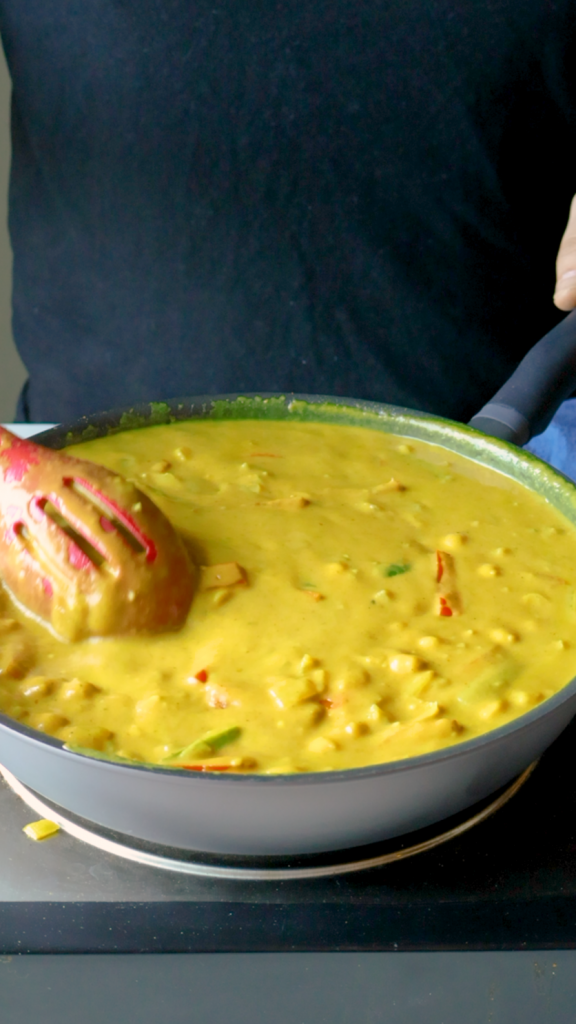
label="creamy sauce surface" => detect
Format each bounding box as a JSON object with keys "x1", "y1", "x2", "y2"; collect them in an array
[{"x1": 1, "y1": 419, "x2": 576, "y2": 774}]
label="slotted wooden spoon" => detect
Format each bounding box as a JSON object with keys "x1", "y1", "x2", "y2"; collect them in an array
[{"x1": 0, "y1": 426, "x2": 195, "y2": 640}]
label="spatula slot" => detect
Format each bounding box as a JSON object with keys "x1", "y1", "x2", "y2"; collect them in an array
[
  {"x1": 68, "y1": 478, "x2": 152, "y2": 559},
  {"x1": 11, "y1": 521, "x2": 44, "y2": 570},
  {"x1": 99, "y1": 512, "x2": 147, "y2": 556},
  {"x1": 42, "y1": 499, "x2": 106, "y2": 568}
]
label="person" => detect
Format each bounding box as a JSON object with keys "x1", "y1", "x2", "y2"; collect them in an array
[
  {"x1": 555, "y1": 196, "x2": 576, "y2": 312},
  {"x1": 0, "y1": 0, "x2": 575, "y2": 425}
]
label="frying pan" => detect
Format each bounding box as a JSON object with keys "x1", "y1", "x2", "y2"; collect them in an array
[{"x1": 1, "y1": 311, "x2": 576, "y2": 856}]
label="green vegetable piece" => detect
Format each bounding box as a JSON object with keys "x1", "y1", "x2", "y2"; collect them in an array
[
  {"x1": 167, "y1": 725, "x2": 242, "y2": 762},
  {"x1": 382, "y1": 562, "x2": 412, "y2": 578},
  {"x1": 456, "y1": 651, "x2": 521, "y2": 706}
]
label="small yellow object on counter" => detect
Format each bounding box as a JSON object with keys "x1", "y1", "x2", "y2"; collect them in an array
[
  {"x1": 23, "y1": 819, "x2": 60, "y2": 841},
  {"x1": 1, "y1": 417, "x2": 576, "y2": 775}
]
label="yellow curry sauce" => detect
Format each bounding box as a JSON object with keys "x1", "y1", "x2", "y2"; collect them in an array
[{"x1": 1, "y1": 419, "x2": 576, "y2": 774}]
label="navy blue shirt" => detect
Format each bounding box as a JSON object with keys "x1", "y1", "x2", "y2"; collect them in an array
[{"x1": 0, "y1": 1, "x2": 575, "y2": 423}]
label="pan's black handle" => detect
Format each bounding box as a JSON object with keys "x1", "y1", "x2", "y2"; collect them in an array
[{"x1": 469, "y1": 309, "x2": 576, "y2": 445}]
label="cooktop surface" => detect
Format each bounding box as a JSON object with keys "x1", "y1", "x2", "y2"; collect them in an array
[{"x1": 1, "y1": 715, "x2": 576, "y2": 955}]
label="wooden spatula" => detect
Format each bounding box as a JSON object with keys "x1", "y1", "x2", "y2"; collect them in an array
[{"x1": 0, "y1": 427, "x2": 195, "y2": 640}]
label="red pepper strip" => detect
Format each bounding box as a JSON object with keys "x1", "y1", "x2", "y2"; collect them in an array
[
  {"x1": 194, "y1": 669, "x2": 209, "y2": 683},
  {"x1": 435, "y1": 550, "x2": 461, "y2": 615},
  {"x1": 320, "y1": 696, "x2": 346, "y2": 709},
  {"x1": 436, "y1": 551, "x2": 444, "y2": 583},
  {"x1": 177, "y1": 755, "x2": 245, "y2": 771}
]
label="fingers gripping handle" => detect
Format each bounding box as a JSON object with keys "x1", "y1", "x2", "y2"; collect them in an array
[{"x1": 469, "y1": 309, "x2": 576, "y2": 445}]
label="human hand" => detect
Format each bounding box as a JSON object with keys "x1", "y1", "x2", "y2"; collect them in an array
[{"x1": 554, "y1": 194, "x2": 576, "y2": 311}]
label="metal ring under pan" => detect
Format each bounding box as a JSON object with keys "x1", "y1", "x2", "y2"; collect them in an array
[{"x1": 2, "y1": 761, "x2": 537, "y2": 881}]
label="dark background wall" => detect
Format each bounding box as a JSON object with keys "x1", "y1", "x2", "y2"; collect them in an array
[{"x1": 0, "y1": 43, "x2": 26, "y2": 422}]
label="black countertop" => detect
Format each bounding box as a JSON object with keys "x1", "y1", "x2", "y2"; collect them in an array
[{"x1": 1, "y1": 718, "x2": 576, "y2": 955}]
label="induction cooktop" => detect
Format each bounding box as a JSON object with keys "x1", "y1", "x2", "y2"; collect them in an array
[{"x1": 1, "y1": 717, "x2": 576, "y2": 955}]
